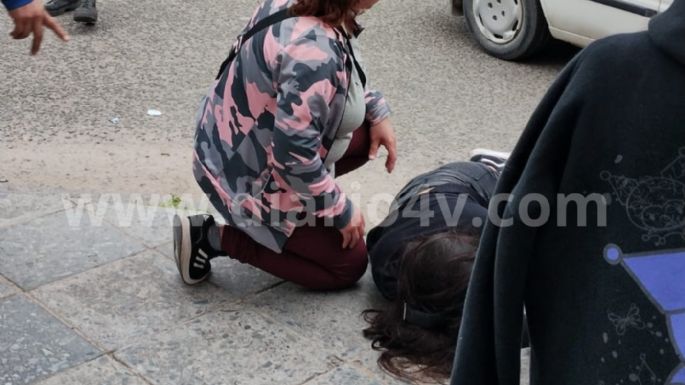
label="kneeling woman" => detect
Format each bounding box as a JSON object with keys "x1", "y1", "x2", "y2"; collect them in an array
[
  {"x1": 363, "y1": 155, "x2": 505, "y2": 381},
  {"x1": 173, "y1": 0, "x2": 397, "y2": 290}
]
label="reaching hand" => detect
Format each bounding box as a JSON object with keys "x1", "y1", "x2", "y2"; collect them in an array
[
  {"x1": 8, "y1": 0, "x2": 69, "y2": 55},
  {"x1": 368, "y1": 118, "x2": 397, "y2": 173},
  {"x1": 339, "y1": 204, "x2": 365, "y2": 250}
]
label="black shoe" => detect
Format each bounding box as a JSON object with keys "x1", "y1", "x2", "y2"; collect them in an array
[
  {"x1": 173, "y1": 214, "x2": 221, "y2": 285},
  {"x1": 73, "y1": 0, "x2": 97, "y2": 24},
  {"x1": 45, "y1": 0, "x2": 80, "y2": 16}
]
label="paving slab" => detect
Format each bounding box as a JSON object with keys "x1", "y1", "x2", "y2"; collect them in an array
[
  {"x1": 0, "y1": 192, "x2": 73, "y2": 227},
  {"x1": 247, "y1": 271, "x2": 386, "y2": 355},
  {"x1": 0, "y1": 275, "x2": 19, "y2": 300},
  {"x1": 33, "y1": 355, "x2": 148, "y2": 385},
  {"x1": 33, "y1": 250, "x2": 237, "y2": 351},
  {"x1": 103, "y1": 197, "x2": 222, "y2": 249},
  {"x1": 0, "y1": 211, "x2": 146, "y2": 290},
  {"x1": 155, "y1": 242, "x2": 175, "y2": 261},
  {"x1": 246, "y1": 271, "x2": 405, "y2": 382},
  {"x1": 104, "y1": 201, "x2": 178, "y2": 249},
  {"x1": 115, "y1": 309, "x2": 339, "y2": 385},
  {"x1": 207, "y1": 258, "x2": 284, "y2": 295},
  {"x1": 304, "y1": 363, "x2": 385, "y2": 385},
  {"x1": 0, "y1": 295, "x2": 100, "y2": 385}
]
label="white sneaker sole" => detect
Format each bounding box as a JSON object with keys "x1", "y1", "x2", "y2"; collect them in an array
[
  {"x1": 469, "y1": 148, "x2": 511, "y2": 160},
  {"x1": 173, "y1": 215, "x2": 205, "y2": 285}
]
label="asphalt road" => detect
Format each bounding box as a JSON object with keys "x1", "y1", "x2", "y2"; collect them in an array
[{"x1": 0, "y1": 0, "x2": 579, "y2": 194}]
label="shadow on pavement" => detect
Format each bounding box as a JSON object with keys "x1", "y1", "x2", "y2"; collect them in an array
[{"x1": 526, "y1": 39, "x2": 582, "y2": 68}]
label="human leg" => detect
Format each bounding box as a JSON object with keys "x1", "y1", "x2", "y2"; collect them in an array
[{"x1": 219, "y1": 220, "x2": 368, "y2": 290}]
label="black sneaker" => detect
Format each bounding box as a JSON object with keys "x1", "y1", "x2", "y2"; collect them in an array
[
  {"x1": 45, "y1": 0, "x2": 80, "y2": 16},
  {"x1": 469, "y1": 148, "x2": 511, "y2": 172},
  {"x1": 173, "y1": 214, "x2": 221, "y2": 285},
  {"x1": 73, "y1": 0, "x2": 97, "y2": 24}
]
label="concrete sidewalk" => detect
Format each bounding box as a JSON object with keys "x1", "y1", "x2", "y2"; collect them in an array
[
  {"x1": 0, "y1": 191, "x2": 531, "y2": 385},
  {"x1": 0, "y1": 190, "x2": 393, "y2": 384}
]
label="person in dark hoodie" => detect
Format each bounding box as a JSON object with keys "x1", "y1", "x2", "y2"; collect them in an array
[{"x1": 450, "y1": 2, "x2": 685, "y2": 385}]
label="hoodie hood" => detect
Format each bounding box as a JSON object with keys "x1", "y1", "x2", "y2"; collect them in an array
[{"x1": 649, "y1": 0, "x2": 685, "y2": 65}]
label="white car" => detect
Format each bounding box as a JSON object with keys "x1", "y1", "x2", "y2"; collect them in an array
[{"x1": 453, "y1": 0, "x2": 674, "y2": 60}]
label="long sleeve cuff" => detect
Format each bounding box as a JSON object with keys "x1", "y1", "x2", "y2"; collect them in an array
[
  {"x1": 332, "y1": 198, "x2": 353, "y2": 229},
  {"x1": 3, "y1": 0, "x2": 32, "y2": 11},
  {"x1": 365, "y1": 90, "x2": 392, "y2": 126}
]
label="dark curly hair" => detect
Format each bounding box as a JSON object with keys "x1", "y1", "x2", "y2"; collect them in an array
[
  {"x1": 290, "y1": 0, "x2": 359, "y2": 26},
  {"x1": 363, "y1": 231, "x2": 478, "y2": 382}
]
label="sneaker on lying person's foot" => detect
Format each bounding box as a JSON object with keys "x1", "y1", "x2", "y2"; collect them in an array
[
  {"x1": 469, "y1": 148, "x2": 511, "y2": 172},
  {"x1": 73, "y1": 0, "x2": 97, "y2": 23},
  {"x1": 44, "y1": 0, "x2": 80, "y2": 16},
  {"x1": 173, "y1": 214, "x2": 222, "y2": 285}
]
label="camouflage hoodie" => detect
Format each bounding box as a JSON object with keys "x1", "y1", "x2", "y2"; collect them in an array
[{"x1": 193, "y1": 0, "x2": 391, "y2": 253}]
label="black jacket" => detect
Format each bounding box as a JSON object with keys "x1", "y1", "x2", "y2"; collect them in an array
[
  {"x1": 451, "y1": 2, "x2": 685, "y2": 385},
  {"x1": 367, "y1": 162, "x2": 497, "y2": 300}
]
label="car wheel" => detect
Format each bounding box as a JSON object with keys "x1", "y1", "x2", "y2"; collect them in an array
[
  {"x1": 463, "y1": 0, "x2": 550, "y2": 60},
  {"x1": 452, "y1": 0, "x2": 464, "y2": 15}
]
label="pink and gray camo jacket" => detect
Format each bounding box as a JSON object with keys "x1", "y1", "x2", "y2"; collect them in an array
[{"x1": 193, "y1": 0, "x2": 391, "y2": 253}]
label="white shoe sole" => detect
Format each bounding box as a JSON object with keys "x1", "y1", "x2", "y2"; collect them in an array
[
  {"x1": 173, "y1": 215, "x2": 205, "y2": 285},
  {"x1": 469, "y1": 148, "x2": 511, "y2": 160}
]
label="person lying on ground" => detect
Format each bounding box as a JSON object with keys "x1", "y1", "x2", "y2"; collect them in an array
[{"x1": 362, "y1": 152, "x2": 510, "y2": 382}]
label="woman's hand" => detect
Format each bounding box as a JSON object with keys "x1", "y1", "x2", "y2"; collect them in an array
[
  {"x1": 368, "y1": 118, "x2": 397, "y2": 173},
  {"x1": 339, "y1": 204, "x2": 365, "y2": 249}
]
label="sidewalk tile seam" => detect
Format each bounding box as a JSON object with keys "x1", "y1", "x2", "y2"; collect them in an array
[
  {"x1": 150, "y1": 247, "x2": 288, "y2": 299},
  {"x1": 0, "y1": 206, "x2": 70, "y2": 230},
  {"x1": 0, "y1": 274, "x2": 23, "y2": 296},
  {"x1": 106, "y1": 353, "x2": 158, "y2": 385},
  {"x1": 0, "y1": 293, "x2": 105, "y2": 385},
  {"x1": 155, "y1": 241, "x2": 288, "y2": 296},
  {"x1": 345, "y1": 359, "x2": 397, "y2": 385},
  {"x1": 22, "y1": 291, "x2": 111, "y2": 356},
  {"x1": 111, "y1": 307, "x2": 345, "y2": 385},
  {"x1": 205, "y1": 275, "x2": 287, "y2": 298},
  {"x1": 101, "y1": 214, "x2": 170, "y2": 250},
  {"x1": 30, "y1": 354, "x2": 107, "y2": 385},
  {"x1": 28, "y1": 248, "x2": 232, "y2": 353},
  {"x1": 234, "y1": 303, "x2": 354, "y2": 364},
  {"x1": 24, "y1": 245, "x2": 152, "y2": 293},
  {"x1": 295, "y1": 365, "x2": 346, "y2": 385},
  {"x1": 29, "y1": 247, "x2": 284, "y2": 356}
]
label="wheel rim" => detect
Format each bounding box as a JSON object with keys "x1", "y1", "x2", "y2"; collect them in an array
[{"x1": 471, "y1": 0, "x2": 523, "y2": 44}]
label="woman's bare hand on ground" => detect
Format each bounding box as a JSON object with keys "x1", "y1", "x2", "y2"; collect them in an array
[
  {"x1": 340, "y1": 204, "x2": 365, "y2": 249},
  {"x1": 9, "y1": 0, "x2": 69, "y2": 55},
  {"x1": 368, "y1": 118, "x2": 397, "y2": 173}
]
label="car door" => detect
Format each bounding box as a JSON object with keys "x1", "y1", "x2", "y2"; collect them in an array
[{"x1": 541, "y1": 0, "x2": 660, "y2": 47}]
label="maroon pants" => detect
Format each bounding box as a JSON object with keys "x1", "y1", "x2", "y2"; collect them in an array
[{"x1": 220, "y1": 125, "x2": 371, "y2": 290}]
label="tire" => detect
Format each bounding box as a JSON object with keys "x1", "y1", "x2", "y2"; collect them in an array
[
  {"x1": 463, "y1": 0, "x2": 550, "y2": 60},
  {"x1": 452, "y1": 0, "x2": 464, "y2": 15}
]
